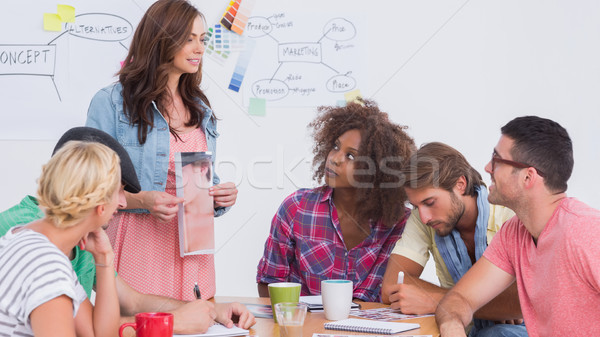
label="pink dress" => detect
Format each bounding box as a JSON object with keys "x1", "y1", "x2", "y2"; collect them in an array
[{"x1": 106, "y1": 129, "x2": 215, "y2": 301}]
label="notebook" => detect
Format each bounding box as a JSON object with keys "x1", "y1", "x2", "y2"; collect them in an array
[{"x1": 324, "y1": 318, "x2": 420, "y2": 335}]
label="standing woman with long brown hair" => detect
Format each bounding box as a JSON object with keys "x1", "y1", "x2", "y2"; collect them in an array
[{"x1": 86, "y1": 0, "x2": 237, "y2": 301}]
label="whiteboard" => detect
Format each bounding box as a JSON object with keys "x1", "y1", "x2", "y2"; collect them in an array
[{"x1": 1, "y1": 0, "x2": 599, "y2": 298}]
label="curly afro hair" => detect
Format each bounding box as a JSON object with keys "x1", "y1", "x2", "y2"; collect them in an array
[{"x1": 309, "y1": 99, "x2": 415, "y2": 227}]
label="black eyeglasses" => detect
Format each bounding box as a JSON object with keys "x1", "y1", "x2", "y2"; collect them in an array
[{"x1": 491, "y1": 153, "x2": 546, "y2": 178}]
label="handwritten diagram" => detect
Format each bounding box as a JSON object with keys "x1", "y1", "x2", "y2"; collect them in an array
[
  {"x1": 0, "y1": 13, "x2": 132, "y2": 101},
  {"x1": 242, "y1": 12, "x2": 364, "y2": 107}
]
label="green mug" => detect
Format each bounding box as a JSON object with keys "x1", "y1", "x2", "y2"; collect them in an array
[{"x1": 268, "y1": 282, "x2": 301, "y2": 322}]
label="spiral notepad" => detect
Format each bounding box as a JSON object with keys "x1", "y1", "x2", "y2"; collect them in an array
[{"x1": 324, "y1": 318, "x2": 420, "y2": 334}]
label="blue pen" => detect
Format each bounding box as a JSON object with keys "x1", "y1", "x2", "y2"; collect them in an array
[{"x1": 194, "y1": 282, "x2": 201, "y2": 299}]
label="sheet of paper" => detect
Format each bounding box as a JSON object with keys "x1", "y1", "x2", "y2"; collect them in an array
[
  {"x1": 300, "y1": 295, "x2": 359, "y2": 311},
  {"x1": 300, "y1": 295, "x2": 323, "y2": 305},
  {"x1": 349, "y1": 307, "x2": 433, "y2": 321},
  {"x1": 174, "y1": 323, "x2": 249, "y2": 337}
]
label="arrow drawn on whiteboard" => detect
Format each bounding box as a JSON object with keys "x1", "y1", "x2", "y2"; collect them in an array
[
  {"x1": 47, "y1": 31, "x2": 69, "y2": 45},
  {"x1": 317, "y1": 28, "x2": 332, "y2": 43},
  {"x1": 51, "y1": 76, "x2": 62, "y2": 101},
  {"x1": 269, "y1": 63, "x2": 283, "y2": 83},
  {"x1": 320, "y1": 62, "x2": 339, "y2": 74}
]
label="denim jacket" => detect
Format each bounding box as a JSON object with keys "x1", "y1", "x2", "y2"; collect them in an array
[{"x1": 86, "y1": 82, "x2": 228, "y2": 216}]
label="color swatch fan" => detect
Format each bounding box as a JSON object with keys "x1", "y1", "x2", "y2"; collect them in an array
[
  {"x1": 228, "y1": 38, "x2": 256, "y2": 92},
  {"x1": 220, "y1": 0, "x2": 256, "y2": 35}
]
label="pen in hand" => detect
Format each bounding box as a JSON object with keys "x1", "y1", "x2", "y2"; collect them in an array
[
  {"x1": 396, "y1": 271, "x2": 404, "y2": 313},
  {"x1": 194, "y1": 282, "x2": 218, "y2": 327},
  {"x1": 194, "y1": 282, "x2": 201, "y2": 299}
]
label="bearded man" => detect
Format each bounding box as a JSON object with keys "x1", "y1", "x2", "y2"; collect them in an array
[{"x1": 381, "y1": 142, "x2": 527, "y2": 337}]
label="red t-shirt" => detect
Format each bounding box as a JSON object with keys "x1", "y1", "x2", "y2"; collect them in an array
[{"x1": 484, "y1": 198, "x2": 600, "y2": 336}]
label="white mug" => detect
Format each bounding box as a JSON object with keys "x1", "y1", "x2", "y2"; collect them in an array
[{"x1": 321, "y1": 279, "x2": 353, "y2": 320}]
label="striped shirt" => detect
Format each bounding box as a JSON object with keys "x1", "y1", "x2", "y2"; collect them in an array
[
  {"x1": 0, "y1": 196, "x2": 96, "y2": 298},
  {"x1": 257, "y1": 186, "x2": 409, "y2": 302},
  {"x1": 0, "y1": 228, "x2": 87, "y2": 336}
]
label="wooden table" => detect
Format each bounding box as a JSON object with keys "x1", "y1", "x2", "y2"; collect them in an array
[{"x1": 215, "y1": 297, "x2": 440, "y2": 337}]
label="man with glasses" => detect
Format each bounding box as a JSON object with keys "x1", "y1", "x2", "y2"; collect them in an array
[
  {"x1": 381, "y1": 142, "x2": 526, "y2": 337},
  {"x1": 436, "y1": 116, "x2": 600, "y2": 336}
]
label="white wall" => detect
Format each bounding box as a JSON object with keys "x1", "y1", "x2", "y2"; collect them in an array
[{"x1": 1, "y1": 0, "x2": 599, "y2": 297}]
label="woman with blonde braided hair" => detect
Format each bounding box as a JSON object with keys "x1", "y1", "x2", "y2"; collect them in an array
[{"x1": 0, "y1": 141, "x2": 123, "y2": 337}]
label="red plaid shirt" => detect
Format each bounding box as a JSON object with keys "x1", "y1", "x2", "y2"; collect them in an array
[{"x1": 256, "y1": 186, "x2": 409, "y2": 302}]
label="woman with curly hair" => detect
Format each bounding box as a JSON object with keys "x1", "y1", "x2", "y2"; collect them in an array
[
  {"x1": 256, "y1": 100, "x2": 415, "y2": 301},
  {"x1": 86, "y1": 0, "x2": 237, "y2": 300}
]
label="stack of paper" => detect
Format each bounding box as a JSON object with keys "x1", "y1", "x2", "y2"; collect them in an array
[{"x1": 300, "y1": 295, "x2": 360, "y2": 312}]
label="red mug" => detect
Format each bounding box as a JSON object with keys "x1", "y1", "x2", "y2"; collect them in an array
[{"x1": 119, "y1": 312, "x2": 174, "y2": 337}]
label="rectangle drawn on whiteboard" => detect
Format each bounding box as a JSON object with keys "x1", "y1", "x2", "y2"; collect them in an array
[
  {"x1": 0, "y1": 45, "x2": 56, "y2": 75},
  {"x1": 278, "y1": 43, "x2": 322, "y2": 63}
]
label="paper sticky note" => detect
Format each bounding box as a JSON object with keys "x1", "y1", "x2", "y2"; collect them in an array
[
  {"x1": 43, "y1": 13, "x2": 62, "y2": 31},
  {"x1": 248, "y1": 97, "x2": 266, "y2": 116},
  {"x1": 336, "y1": 100, "x2": 347, "y2": 107},
  {"x1": 57, "y1": 4, "x2": 75, "y2": 23},
  {"x1": 344, "y1": 89, "x2": 363, "y2": 103}
]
